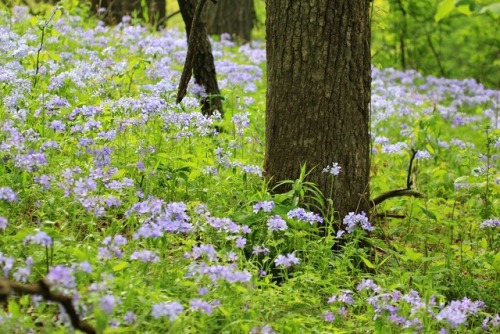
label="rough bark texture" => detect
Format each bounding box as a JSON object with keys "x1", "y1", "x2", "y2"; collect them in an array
[
  {"x1": 203, "y1": 0, "x2": 255, "y2": 42},
  {"x1": 265, "y1": 0, "x2": 371, "y2": 220},
  {"x1": 178, "y1": 0, "x2": 223, "y2": 116},
  {"x1": 89, "y1": 0, "x2": 166, "y2": 29}
]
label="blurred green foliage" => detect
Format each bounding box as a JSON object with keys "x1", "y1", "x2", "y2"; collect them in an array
[{"x1": 372, "y1": 0, "x2": 500, "y2": 89}]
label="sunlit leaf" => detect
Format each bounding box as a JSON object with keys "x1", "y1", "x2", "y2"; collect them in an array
[{"x1": 435, "y1": 0, "x2": 457, "y2": 22}]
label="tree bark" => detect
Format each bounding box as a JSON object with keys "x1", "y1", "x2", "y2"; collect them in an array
[
  {"x1": 203, "y1": 0, "x2": 255, "y2": 43},
  {"x1": 178, "y1": 0, "x2": 223, "y2": 116},
  {"x1": 264, "y1": 0, "x2": 371, "y2": 221}
]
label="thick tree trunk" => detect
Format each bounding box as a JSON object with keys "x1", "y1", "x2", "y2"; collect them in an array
[
  {"x1": 203, "y1": 0, "x2": 255, "y2": 42},
  {"x1": 178, "y1": 0, "x2": 223, "y2": 116},
  {"x1": 264, "y1": 1, "x2": 371, "y2": 221},
  {"x1": 90, "y1": 0, "x2": 166, "y2": 29}
]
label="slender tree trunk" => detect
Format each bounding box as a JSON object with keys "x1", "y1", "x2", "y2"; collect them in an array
[
  {"x1": 264, "y1": 0, "x2": 371, "y2": 221},
  {"x1": 203, "y1": 0, "x2": 255, "y2": 42},
  {"x1": 178, "y1": 0, "x2": 223, "y2": 116}
]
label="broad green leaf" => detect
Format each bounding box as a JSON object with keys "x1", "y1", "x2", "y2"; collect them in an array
[
  {"x1": 419, "y1": 206, "x2": 438, "y2": 220},
  {"x1": 457, "y1": 4, "x2": 473, "y2": 16},
  {"x1": 360, "y1": 256, "x2": 376, "y2": 269},
  {"x1": 405, "y1": 248, "x2": 424, "y2": 262},
  {"x1": 435, "y1": 0, "x2": 457, "y2": 22},
  {"x1": 112, "y1": 261, "x2": 129, "y2": 272}
]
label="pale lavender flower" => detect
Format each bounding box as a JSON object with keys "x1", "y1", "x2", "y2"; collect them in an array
[
  {"x1": 343, "y1": 212, "x2": 374, "y2": 233},
  {"x1": 274, "y1": 253, "x2": 300, "y2": 268},
  {"x1": 78, "y1": 261, "x2": 93, "y2": 273},
  {"x1": 267, "y1": 215, "x2": 287, "y2": 231},
  {"x1": 100, "y1": 294, "x2": 119, "y2": 314},
  {"x1": 50, "y1": 120, "x2": 66, "y2": 132},
  {"x1": 235, "y1": 237, "x2": 246, "y2": 248},
  {"x1": 0, "y1": 217, "x2": 7, "y2": 230},
  {"x1": 287, "y1": 208, "x2": 323, "y2": 224},
  {"x1": 323, "y1": 162, "x2": 341, "y2": 176},
  {"x1": 415, "y1": 150, "x2": 431, "y2": 160},
  {"x1": 47, "y1": 265, "x2": 75, "y2": 289},
  {"x1": 189, "y1": 298, "x2": 215, "y2": 315},
  {"x1": 123, "y1": 311, "x2": 136, "y2": 325},
  {"x1": 151, "y1": 301, "x2": 184, "y2": 321},
  {"x1": 34, "y1": 174, "x2": 52, "y2": 190},
  {"x1": 24, "y1": 231, "x2": 53, "y2": 247},
  {"x1": 0, "y1": 187, "x2": 17, "y2": 202},
  {"x1": 13, "y1": 257, "x2": 32, "y2": 282},
  {"x1": 252, "y1": 245, "x2": 270, "y2": 255},
  {"x1": 227, "y1": 252, "x2": 238, "y2": 262},
  {"x1": 130, "y1": 250, "x2": 160, "y2": 263},
  {"x1": 0, "y1": 254, "x2": 14, "y2": 277},
  {"x1": 253, "y1": 201, "x2": 275, "y2": 213},
  {"x1": 436, "y1": 307, "x2": 467, "y2": 328},
  {"x1": 356, "y1": 279, "x2": 380, "y2": 292},
  {"x1": 188, "y1": 244, "x2": 219, "y2": 262},
  {"x1": 481, "y1": 218, "x2": 499, "y2": 228},
  {"x1": 323, "y1": 311, "x2": 335, "y2": 322}
]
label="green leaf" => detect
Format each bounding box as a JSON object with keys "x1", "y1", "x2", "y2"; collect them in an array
[
  {"x1": 435, "y1": 0, "x2": 457, "y2": 22},
  {"x1": 112, "y1": 261, "x2": 129, "y2": 272},
  {"x1": 405, "y1": 248, "x2": 424, "y2": 262},
  {"x1": 419, "y1": 206, "x2": 437, "y2": 220},
  {"x1": 360, "y1": 256, "x2": 375, "y2": 269}
]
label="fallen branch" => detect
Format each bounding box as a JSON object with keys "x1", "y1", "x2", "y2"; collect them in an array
[
  {"x1": 371, "y1": 188, "x2": 425, "y2": 207},
  {"x1": 370, "y1": 149, "x2": 425, "y2": 208},
  {"x1": 0, "y1": 278, "x2": 95, "y2": 334}
]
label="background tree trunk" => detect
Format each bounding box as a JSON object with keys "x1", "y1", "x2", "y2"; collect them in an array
[
  {"x1": 264, "y1": 0, "x2": 371, "y2": 221},
  {"x1": 178, "y1": 0, "x2": 223, "y2": 116},
  {"x1": 203, "y1": 0, "x2": 255, "y2": 42},
  {"x1": 90, "y1": 0, "x2": 166, "y2": 29}
]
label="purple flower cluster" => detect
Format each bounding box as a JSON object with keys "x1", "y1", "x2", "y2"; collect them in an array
[
  {"x1": 151, "y1": 301, "x2": 184, "y2": 321},
  {"x1": 480, "y1": 218, "x2": 499, "y2": 228},
  {"x1": 24, "y1": 231, "x2": 53, "y2": 247},
  {"x1": 130, "y1": 250, "x2": 160, "y2": 263},
  {"x1": 267, "y1": 215, "x2": 288, "y2": 231},
  {"x1": 0, "y1": 216, "x2": 7, "y2": 230},
  {"x1": 253, "y1": 200, "x2": 275, "y2": 213},
  {"x1": 98, "y1": 234, "x2": 127, "y2": 260},
  {"x1": 342, "y1": 212, "x2": 374, "y2": 233},
  {"x1": 322, "y1": 162, "x2": 341, "y2": 176},
  {"x1": 274, "y1": 253, "x2": 300, "y2": 268},
  {"x1": 189, "y1": 298, "x2": 220, "y2": 315},
  {"x1": 130, "y1": 199, "x2": 193, "y2": 239},
  {"x1": 47, "y1": 265, "x2": 76, "y2": 289},
  {"x1": 287, "y1": 208, "x2": 323, "y2": 225},
  {"x1": 100, "y1": 294, "x2": 120, "y2": 314},
  {"x1": 436, "y1": 297, "x2": 485, "y2": 328},
  {"x1": 187, "y1": 263, "x2": 252, "y2": 284},
  {"x1": 0, "y1": 186, "x2": 17, "y2": 202}
]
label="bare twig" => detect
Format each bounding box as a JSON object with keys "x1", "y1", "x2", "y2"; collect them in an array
[
  {"x1": 406, "y1": 148, "x2": 417, "y2": 189},
  {"x1": 370, "y1": 149, "x2": 425, "y2": 208},
  {"x1": 33, "y1": 7, "x2": 59, "y2": 89},
  {"x1": 0, "y1": 278, "x2": 96, "y2": 334},
  {"x1": 158, "y1": 9, "x2": 181, "y2": 26}
]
